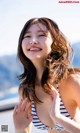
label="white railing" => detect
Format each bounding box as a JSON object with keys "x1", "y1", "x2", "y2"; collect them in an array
[{"x1": 0, "y1": 97, "x2": 19, "y2": 112}]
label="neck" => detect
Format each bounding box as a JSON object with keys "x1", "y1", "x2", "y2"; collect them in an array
[{"x1": 32, "y1": 59, "x2": 45, "y2": 84}]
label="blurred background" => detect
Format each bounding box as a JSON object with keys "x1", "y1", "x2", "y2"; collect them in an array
[{"x1": 0, "y1": 0, "x2": 80, "y2": 133}]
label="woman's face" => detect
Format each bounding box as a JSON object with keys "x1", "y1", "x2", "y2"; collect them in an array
[{"x1": 22, "y1": 22, "x2": 53, "y2": 62}]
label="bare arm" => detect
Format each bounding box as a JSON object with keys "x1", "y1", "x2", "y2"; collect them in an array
[
  {"x1": 53, "y1": 113, "x2": 80, "y2": 133},
  {"x1": 49, "y1": 78, "x2": 80, "y2": 133},
  {"x1": 69, "y1": 74, "x2": 80, "y2": 123},
  {"x1": 15, "y1": 123, "x2": 32, "y2": 133},
  {"x1": 13, "y1": 88, "x2": 33, "y2": 133}
]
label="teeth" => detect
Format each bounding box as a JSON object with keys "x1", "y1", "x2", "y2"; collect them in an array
[{"x1": 30, "y1": 47, "x2": 41, "y2": 51}]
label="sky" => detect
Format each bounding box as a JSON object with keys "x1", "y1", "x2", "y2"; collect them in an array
[{"x1": 0, "y1": 0, "x2": 80, "y2": 56}]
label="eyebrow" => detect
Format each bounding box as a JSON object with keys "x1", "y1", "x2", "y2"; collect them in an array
[{"x1": 25, "y1": 30, "x2": 46, "y2": 34}]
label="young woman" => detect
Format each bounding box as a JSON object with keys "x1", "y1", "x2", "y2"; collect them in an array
[{"x1": 13, "y1": 17, "x2": 80, "y2": 133}]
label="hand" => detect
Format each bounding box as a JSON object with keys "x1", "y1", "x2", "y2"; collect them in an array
[
  {"x1": 49, "y1": 84, "x2": 60, "y2": 123},
  {"x1": 13, "y1": 98, "x2": 33, "y2": 131}
]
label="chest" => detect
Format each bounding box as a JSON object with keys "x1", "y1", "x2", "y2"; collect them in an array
[
  {"x1": 32, "y1": 94, "x2": 74, "y2": 130},
  {"x1": 36, "y1": 96, "x2": 72, "y2": 124},
  {"x1": 32, "y1": 85, "x2": 77, "y2": 129},
  {"x1": 31, "y1": 80, "x2": 80, "y2": 132},
  {"x1": 34, "y1": 96, "x2": 55, "y2": 128}
]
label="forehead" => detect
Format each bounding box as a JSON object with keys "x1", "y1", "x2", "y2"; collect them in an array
[{"x1": 26, "y1": 22, "x2": 47, "y2": 32}]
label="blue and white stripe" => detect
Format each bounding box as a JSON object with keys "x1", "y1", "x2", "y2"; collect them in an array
[{"x1": 31, "y1": 96, "x2": 71, "y2": 130}]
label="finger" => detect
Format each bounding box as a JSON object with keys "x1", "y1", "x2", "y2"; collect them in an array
[
  {"x1": 26, "y1": 112, "x2": 33, "y2": 120},
  {"x1": 48, "y1": 83, "x2": 59, "y2": 97},
  {"x1": 25, "y1": 104, "x2": 32, "y2": 119},
  {"x1": 13, "y1": 105, "x2": 18, "y2": 115},
  {"x1": 20, "y1": 98, "x2": 30, "y2": 111},
  {"x1": 48, "y1": 83, "x2": 57, "y2": 91},
  {"x1": 17, "y1": 100, "x2": 23, "y2": 112},
  {"x1": 25, "y1": 102, "x2": 31, "y2": 111}
]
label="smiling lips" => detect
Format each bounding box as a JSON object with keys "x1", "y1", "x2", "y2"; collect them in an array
[{"x1": 28, "y1": 46, "x2": 42, "y2": 52}]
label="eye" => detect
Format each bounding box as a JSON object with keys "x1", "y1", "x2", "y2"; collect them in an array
[
  {"x1": 23, "y1": 35, "x2": 31, "y2": 38},
  {"x1": 38, "y1": 34, "x2": 46, "y2": 37}
]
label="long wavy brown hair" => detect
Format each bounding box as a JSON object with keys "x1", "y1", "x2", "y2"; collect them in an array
[{"x1": 17, "y1": 17, "x2": 80, "y2": 103}]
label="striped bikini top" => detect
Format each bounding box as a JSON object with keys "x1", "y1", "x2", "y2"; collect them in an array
[{"x1": 31, "y1": 96, "x2": 72, "y2": 131}]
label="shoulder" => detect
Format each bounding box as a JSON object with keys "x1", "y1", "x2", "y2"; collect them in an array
[
  {"x1": 60, "y1": 73, "x2": 80, "y2": 89},
  {"x1": 65, "y1": 73, "x2": 80, "y2": 90},
  {"x1": 60, "y1": 73, "x2": 80, "y2": 104}
]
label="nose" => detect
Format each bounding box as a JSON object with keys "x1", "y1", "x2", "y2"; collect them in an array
[{"x1": 30, "y1": 37, "x2": 38, "y2": 44}]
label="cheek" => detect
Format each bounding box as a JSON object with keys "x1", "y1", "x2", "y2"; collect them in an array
[
  {"x1": 47, "y1": 39, "x2": 53, "y2": 50},
  {"x1": 22, "y1": 39, "x2": 27, "y2": 46},
  {"x1": 22, "y1": 43, "x2": 25, "y2": 52},
  {"x1": 46, "y1": 46, "x2": 51, "y2": 54},
  {"x1": 44, "y1": 40, "x2": 52, "y2": 52},
  {"x1": 22, "y1": 39, "x2": 28, "y2": 50}
]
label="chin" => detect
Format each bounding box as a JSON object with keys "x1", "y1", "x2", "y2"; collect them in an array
[{"x1": 30, "y1": 56, "x2": 45, "y2": 62}]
